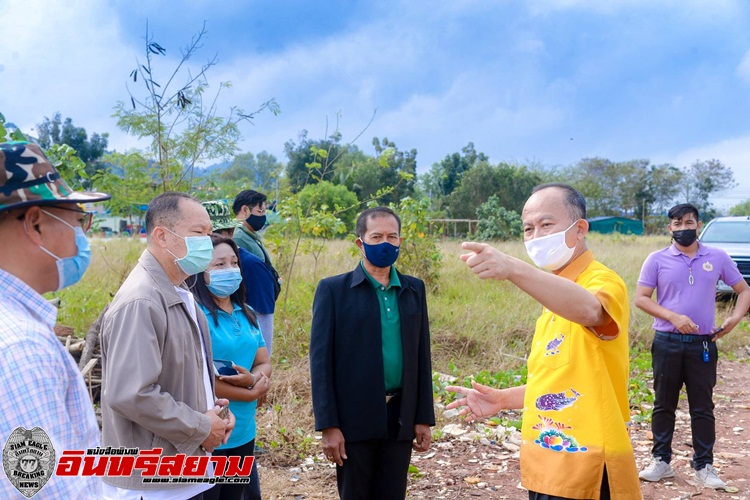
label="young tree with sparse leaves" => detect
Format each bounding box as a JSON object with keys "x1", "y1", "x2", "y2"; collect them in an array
[{"x1": 111, "y1": 22, "x2": 279, "y2": 194}]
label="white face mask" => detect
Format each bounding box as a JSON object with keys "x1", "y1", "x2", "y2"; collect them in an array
[{"x1": 524, "y1": 220, "x2": 580, "y2": 271}]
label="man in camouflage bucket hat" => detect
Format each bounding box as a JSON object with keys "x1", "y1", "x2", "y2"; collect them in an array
[
  {"x1": 0, "y1": 141, "x2": 110, "y2": 498},
  {"x1": 0, "y1": 141, "x2": 109, "y2": 210},
  {"x1": 203, "y1": 200, "x2": 242, "y2": 233}
]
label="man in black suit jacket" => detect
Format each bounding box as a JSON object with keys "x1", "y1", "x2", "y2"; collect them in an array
[{"x1": 310, "y1": 207, "x2": 435, "y2": 500}]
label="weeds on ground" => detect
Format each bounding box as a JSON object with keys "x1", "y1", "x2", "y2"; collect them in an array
[{"x1": 628, "y1": 343, "x2": 654, "y2": 423}]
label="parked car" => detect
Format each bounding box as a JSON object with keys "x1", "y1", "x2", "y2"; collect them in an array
[{"x1": 698, "y1": 216, "x2": 750, "y2": 294}]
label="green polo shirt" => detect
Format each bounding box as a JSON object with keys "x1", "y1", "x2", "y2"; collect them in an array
[{"x1": 361, "y1": 261, "x2": 403, "y2": 390}]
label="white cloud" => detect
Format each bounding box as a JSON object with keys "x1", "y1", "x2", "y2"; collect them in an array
[
  {"x1": 666, "y1": 135, "x2": 750, "y2": 172},
  {"x1": 0, "y1": 0, "x2": 141, "y2": 149},
  {"x1": 200, "y1": 7, "x2": 575, "y2": 168}
]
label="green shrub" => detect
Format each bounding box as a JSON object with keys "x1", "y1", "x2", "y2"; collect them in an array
[
  {"x1": 476, "y1": 195, "x2": 523, "y2": 241},
  {"x1": 297, "y1": 181, "x2": 359, "y2": 232}
]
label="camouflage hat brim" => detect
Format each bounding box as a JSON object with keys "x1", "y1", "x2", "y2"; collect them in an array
[
  {"x1": 212, "y1": 217, "x2": 243, "y2": 231},
  {"x1": 0, "y1": 141, "x2": 111, "y2": 212},
  {"x1": 201, "y1": 200, "x2": 241, "y2": 231},
  {"x1": 3, "y1": 191, "x2": 112, "y2": 212}
]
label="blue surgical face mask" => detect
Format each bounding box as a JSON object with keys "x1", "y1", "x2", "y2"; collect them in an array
[
  {"x1": 206, "y1": 268, "x2": 243, "y2": 298},
  {"x1": 163, "y1": 227, "x2": 214, "y2": 276},
  {"x1": 36, "y1": 210, "x2": 92, "y2": 291},
  {"x1": 360, "y1": 239, "x2": 400, "y2": 268}
]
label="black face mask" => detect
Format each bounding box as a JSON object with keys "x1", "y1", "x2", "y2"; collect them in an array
[
  {"x1": 672, "y1": 229, "x2": 697, "y2": 247},
  {"x1": 246, "y1": 214, "x2": 266, "y2": 232}
]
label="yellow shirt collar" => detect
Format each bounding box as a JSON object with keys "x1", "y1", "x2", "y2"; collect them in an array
[{"x1": 557, "y1": 249, "x2": 594, "y2": 282}]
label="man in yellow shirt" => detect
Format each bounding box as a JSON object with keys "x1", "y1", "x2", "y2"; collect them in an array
[{"x1": 447, "y1": 183, "x2": 641, "y2": 500}]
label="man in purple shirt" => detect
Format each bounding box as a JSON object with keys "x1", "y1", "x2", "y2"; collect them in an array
[{"x1": 635, "y1": 203, "x2": 750, "y2": 490}]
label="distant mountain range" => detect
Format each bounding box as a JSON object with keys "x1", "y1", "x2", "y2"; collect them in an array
[
  {"x1": 196, "y1": 160, "x2": 231, "y2": 176},
  {"x1": 102, "y1": 158, "x2": 231, "y2": 178}
]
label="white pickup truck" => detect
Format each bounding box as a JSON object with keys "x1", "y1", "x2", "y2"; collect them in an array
[{"x1": 698, "y1": 216, "x2": 750, "y2": 294}]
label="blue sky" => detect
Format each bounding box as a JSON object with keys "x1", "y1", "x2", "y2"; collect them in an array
[{"x1": 2, "y1": 0, "x2": 750, "y2": 209}]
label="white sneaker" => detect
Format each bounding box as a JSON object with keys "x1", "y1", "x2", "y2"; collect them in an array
[
  {"x1": 695, "y1": 464, "x2": 727, "y2": 489},
  {"x1": 639, "y1": 457, "x2": 675, "y2": 482}
]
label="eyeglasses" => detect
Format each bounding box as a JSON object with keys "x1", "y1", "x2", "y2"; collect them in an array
[{"x1": 48, "y1": 205, "x2": 94, "y2": 232}]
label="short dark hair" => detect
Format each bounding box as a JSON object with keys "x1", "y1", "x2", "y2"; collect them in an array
[
  {"x1": 355, "y1": 207, "x2": 401, "y2": 238},
  {"x1": 145, "y1": 192, "x2": 197, "y2": 236},
  {"x1": 531, "y1": 182, "x2": 587, "y2": 221},
  {"x1": 232, "y1": 190, "x2": 267, "y2": 216},
  {"x1": 668, "y1": 203, "x2": 699, "y2": 222}
]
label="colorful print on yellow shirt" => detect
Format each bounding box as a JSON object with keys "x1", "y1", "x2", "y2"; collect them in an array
[
  {"x1": 545, "y1": 334, "x2": 565, "y2": 355},
  {"x1": 535, "y1": 388, "x2": 581, "y2": 411},
  {"x1": 532, "y1": 415, "x2": 588, "y2": 453}
]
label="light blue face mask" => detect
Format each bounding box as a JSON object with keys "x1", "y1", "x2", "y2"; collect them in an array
[
  {"x1": 163, "y1": 227, "x2": 214, "y2": 275},
  {"x1": 206, "y1": 268, "x2": 243, "y2": 298},
  {"x1": 37, "y1": 210, "x2": 92, "y2": 291}
]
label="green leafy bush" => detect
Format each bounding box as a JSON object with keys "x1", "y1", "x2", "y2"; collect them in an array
[
  {"x1": 476, "y1": 195, "x2": 523, "y2": 241},
  {"x1": 297, "y1": 181, "x2": 359, "y2": 232}
]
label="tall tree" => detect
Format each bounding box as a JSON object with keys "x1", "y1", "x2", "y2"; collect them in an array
[
  {"x1": 681, "y1": 159, "x2": 736, "y2": 212},
  {"x1": 448, "y1": 162, "x2": 542, "y2": 219},
  {"x1": 563, "y1": 157, "x2": 616, "y2": 217},
  {"x1": 564, "y1": 158, "x2": 656, "y2": 218},
  {"x1": 345, "y1": 137, "x2": 417, "y2": 205},
  {"x1": 113, "y1": 22, "x2": 279, "y2": 193},
  {"x1": 645, "y1": 163, "x2": 683, "y2": 217},
  {"x1": 436, "y1": 142, "x2": 487, "y2": 197},
  {"x1": 420, "y1": 142, "x2": 488, "y2": 212},
  {"x1": 284, "y1": 130, "x2": 345, "y2": 192},
  {"x1": 35, "y1": 113, "x2": 109, "y2": 189},
  {"x1": 220, "y1": 151, "x2": 283, "y2": 193},
  {"x1": 612, "y1": 159, "x2": 650, "y2": 218}
]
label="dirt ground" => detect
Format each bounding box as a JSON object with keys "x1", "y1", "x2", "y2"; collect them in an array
[{"x1": 256, "y1": 357, "x2": 750, "y2": 499}]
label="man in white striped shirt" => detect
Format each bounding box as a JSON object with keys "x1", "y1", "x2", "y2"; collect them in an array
[{"x1": 0, "y1": 141, "x2": 110, "y2": 499}]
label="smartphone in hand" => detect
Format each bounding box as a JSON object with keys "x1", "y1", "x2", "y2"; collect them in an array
[{"x1": 213, "y1": 359, "x2": 238, "y2": 376}]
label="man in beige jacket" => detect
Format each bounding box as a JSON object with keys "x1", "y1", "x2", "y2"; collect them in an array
[{"x1": 101, "y1": 192, "x2": 235, "y2": 499}]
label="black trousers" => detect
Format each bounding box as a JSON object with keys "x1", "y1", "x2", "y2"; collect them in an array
[
  {"x1": 528, "y1": 466, "x2": 610, "y2": 500},
  {"x1": 336, "y1": 396, "x2": 413, "y2": 500},
  {"x1": 651, "y1": 332, "x2": 717, "y2": 469},
  {"x1": 203, "y1": 439, "x2": 261, "y2": 500}
]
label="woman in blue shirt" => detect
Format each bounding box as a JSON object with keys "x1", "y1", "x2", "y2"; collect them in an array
[{"x1": 191, "y1": 234, "x2": 272, "y2": 500}]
